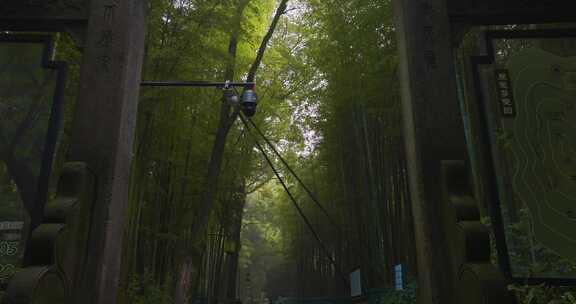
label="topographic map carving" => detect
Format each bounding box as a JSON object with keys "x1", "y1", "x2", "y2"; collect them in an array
[{"x1": 501, "y1": 46, "x2": 576, "y2": 265}]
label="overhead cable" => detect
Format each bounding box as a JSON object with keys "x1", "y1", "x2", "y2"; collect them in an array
[
  {"x1": 239, "y1": 113, "x2": 350, "y2": 289},
  {"x1": 245, "y1": 116, "x2": 343, "y2": 233}
]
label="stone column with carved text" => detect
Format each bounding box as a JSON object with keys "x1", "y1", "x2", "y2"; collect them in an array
[
  {"x1": 392, "y1": 0, "x2": 468, "y2": 303},
  {"x1": 68, "y1": 0, "x2": 145, "y2": 303}
]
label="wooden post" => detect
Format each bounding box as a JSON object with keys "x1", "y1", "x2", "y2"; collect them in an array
[
  {"x1": 392, "y1": 0, "x2": 468, "y2": 303},
  {"x1": 68, "y1": 0, "x2": 145, "y2": 303}
]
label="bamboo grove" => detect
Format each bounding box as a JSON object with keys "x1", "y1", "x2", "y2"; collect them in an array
[
  {"x1": 49, "y1": 0, "x2": 418, "y2": 303},
  {"x1": 258, "y1": 0, "x2": 418, "y2": 298},
  {"x1": 8, "y1": 1, "x2": 576, "y2": 304}
]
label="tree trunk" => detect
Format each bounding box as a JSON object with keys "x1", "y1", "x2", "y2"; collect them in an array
[
  {"x1": 189, "y1": 0, "x2": 250, "y2": 245},
  {"x1": 185, "y1": 1, "x2": 291, "y2": 301},
  {"x1": 226, "y1": 198, "x2": 245, "y2": 300}
]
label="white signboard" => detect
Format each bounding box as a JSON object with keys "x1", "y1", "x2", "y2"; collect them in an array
[
  {"x1": 394, "y1": 264, "x2": 404, "y2": 291},
  {"x1": 350, "y1": 269, "x2": 362, "y2": 297}
]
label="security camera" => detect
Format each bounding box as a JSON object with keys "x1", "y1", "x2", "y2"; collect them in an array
[
  {"x1": 224, "y1": 88, "x2": 239, "y2": 104},
  {"x1": 241, "y1": 88, "x2": 258, "y2": 117}
]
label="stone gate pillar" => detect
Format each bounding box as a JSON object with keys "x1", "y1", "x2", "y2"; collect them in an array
[
  {"x1": 392, "y1": 0, "x2": 470, "y2": 303},
  {"x1": 68, "y1": 0, "x2": 145, "y2": 303},
  {"x1": 393, "y1": 1, "x2": 576, "y2": 304}
]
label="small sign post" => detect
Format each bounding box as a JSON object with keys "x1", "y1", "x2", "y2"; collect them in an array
[
  {"x1": 350, "y1": 269, "x2": 362, "y2": 297},
  {"x1": 394, "y1": 264, "x2": 404, "y2": 291}
]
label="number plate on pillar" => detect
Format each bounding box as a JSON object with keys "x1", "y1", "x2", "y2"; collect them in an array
[{"x1": 0, "y1": 222, "x2": 23, "y2": 281}]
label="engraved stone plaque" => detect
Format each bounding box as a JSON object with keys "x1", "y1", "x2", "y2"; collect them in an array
[{"x1": 474, "y1": 33, "x2": 576, "y2": 282}]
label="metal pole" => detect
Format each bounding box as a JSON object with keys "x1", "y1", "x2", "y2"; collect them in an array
[{"x1": 141, "y1": 80, "x2": 255, "y2": 88}]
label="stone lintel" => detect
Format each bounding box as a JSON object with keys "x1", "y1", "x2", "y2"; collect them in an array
[
  {"x1": 0, "y1": 1, "x2": 88, "y2": 31},
  {"x1": 448, "y1": 0, "x2": 576, "y2": 24}
]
